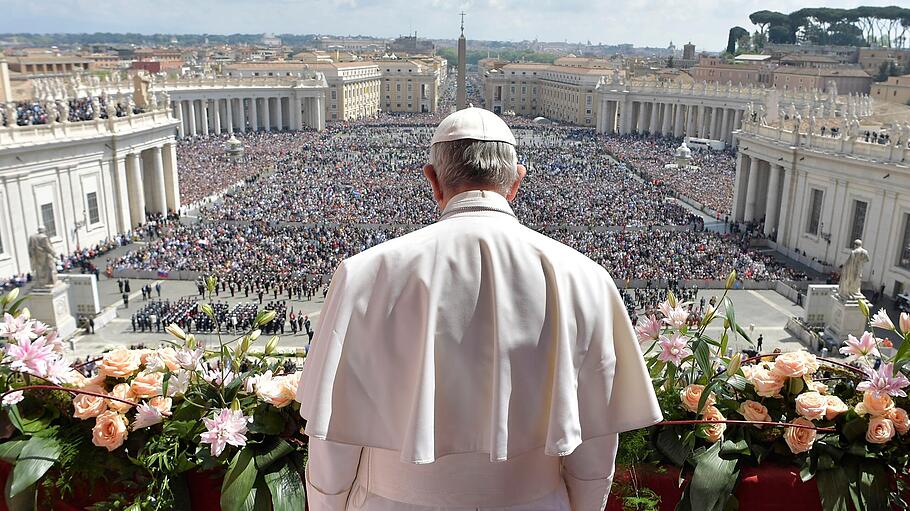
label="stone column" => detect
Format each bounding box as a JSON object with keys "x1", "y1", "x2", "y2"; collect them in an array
[
  {"x1": 187, "y1": 100, "x2": 197, "y2": 137},
  {"x1": 764, "y1": 164, "x2": 783, "y2": 236},
  {"x1": 163, "y1": 143, "x2": 180, "y2": 212},
  {"x1": 636, "y1": 102, "x2": 647, "y2": 133},
  {"x1": 111, "y1": 156, "x2": 131, "y2": 232},
  {"x1": 237, "y1": 99, "x2": 247, "y2": 133},
  {"x1": 721, "y1": 108, "x2": 730, "y2": 144},
  {"x1": 213, "y1": 99, "x2": 222, "y2": 134},
  {"x1": 315, "y1": 96, "x2": 325, "y2": 131},
  {"x1": 200, "y1": 99, "x2": 209, "y2": 136},
  {"x1": 149, "y1": 146, "x2": 167, "y2": 215},
  {"x1": 250, "y1": 97, "x2": 259, "y2": 131},
  {"x1": 225, "y1": 98, "x2": 234, "y2": 133},
  {"x1": 686, "y1": 105, "x2": 696, "y2": 136},
  {"x1": 744, "y1": 157, "x2": 760, "y2": 222},
  {"x1": 648, "y1": 102, "x2": 659, "y2": 134},
  {"x1": 125, "y1": 152, "x2": 145, "y2": 226},
  {"x1": 275, "y1": 97, "x2": 284, "y2": 131},
  {"x1": 263, "y1": 98, "x2": 271, "y2": 131},
  {"x1": 174, "y1": 102, "x2": 185, "y2": 138},
  {"x1": 733, "y1": 153, "x2": 747, "y2": 222},
  {"x1": 674, "y1": 105, "x2": 685, "y2": 137}
]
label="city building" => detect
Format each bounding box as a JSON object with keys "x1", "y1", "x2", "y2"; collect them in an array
[
  {"x1": 379, "y1": 59, "x2": 441, "y2": 113},
  {"x1": 733, "y1": 112, "x2": 910, "y2": 299},
  {"x1": 858, "y1": 48, "x2": 910, "y2": 76},
  {"x1": 388, "y1": 34, "x2": 435, "y2": 55},
  {"x1": 772, "y1": 66, "x2": 871, "y2": 95},
  {"x1": 0, "y1": 53, "x2": 11, "y2": 103},
  {"x1": 0, "y1": 99, "x2": 179, "y2": 279},
  {"x1": 691, "y1": 56, "x2": 774, "y2": 87},
  {"x1": 7, "y1": 54, "x2": 93, "y2": 77},
  {"x1": 872, "y1": 74, "x2": 910, "y2": 105},
  {"x1": 682, "y1": 43, "x2": 695, "y2": 61}
]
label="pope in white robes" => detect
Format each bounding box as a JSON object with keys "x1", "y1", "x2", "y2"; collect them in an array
[{"x1": 297, "y1": 107, "x2": 662, "y2": 510}]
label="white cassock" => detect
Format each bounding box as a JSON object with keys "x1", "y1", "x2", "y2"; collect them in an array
[{"x1": 297, "y1": 190, "x2": 662, "y2": 510}]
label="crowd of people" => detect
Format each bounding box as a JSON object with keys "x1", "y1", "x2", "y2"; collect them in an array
[
  {"x1": 602, "y1": 134, "x2": 737, "y2": 216},
  {"x1": 1, "y1": 96, "x2": 138, "y2": 127}
]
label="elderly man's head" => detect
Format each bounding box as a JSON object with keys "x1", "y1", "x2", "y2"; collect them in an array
[{"x1": 423, "y1": 108, "x2": 526, "y2": 208}]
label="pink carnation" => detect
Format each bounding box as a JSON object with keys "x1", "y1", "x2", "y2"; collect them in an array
[{"x1": 200, "y1": 408, "x2": 250, "y2": 457}]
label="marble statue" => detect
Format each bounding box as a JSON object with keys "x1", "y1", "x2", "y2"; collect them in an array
[
  {"x1": 28, "y1": 227, "x2": 57, "y2": 288},
  {"x1": 838, "y1": 240, "x2": 870, "y2": 299},
  {"x1": 91, "y1": 96, "x2": 100, "y2": 119}
]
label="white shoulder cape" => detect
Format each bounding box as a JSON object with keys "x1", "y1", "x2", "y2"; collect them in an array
[{"x1": 297, "y1": 205, "x2": 662, "y2": 464}]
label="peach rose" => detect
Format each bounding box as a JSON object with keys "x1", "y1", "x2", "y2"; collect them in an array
[
  {"x1": 85, "y1": 373, "x2": 107, "y2": 387},
  {"x1": 825, "y1": 395, "x2": 849, "y2": 420},
  {"x1": 795, "y1": 392, "x2": 828, "y2": 421},
  {"x1": 807, "y1": 381, "x2": 828, "y2": 395},
  {"x1": 256, "y1": 372, "x2": 298, "y2": 408},
  {"x1": 702, "y1": 406, "x2": 727, "y2": 443},
  {"x1": 72, "y1": 385, "x2": 107, "y2": 420},
  {"x1": 784, "y1": 418, "x2": 817, "y2": 454},
  {"x1": 866, "y1": 417, "x2": 896, "y2": 444},
  {"x1": 107, "y1": 383, "x2": 135, "y2": 413},
  {"x1": 886, "y1": 407, "x2": 910, "y2": 435},
  {"x1": 746, "y1": 364, "x2": 786, "y2": 398},
  {"x1": 772, "y1": 351, "x2": 818, "y2": 379},
  {"x1": 92, "y1": 411, "x2": 128, "y2": 451},
  {"x1": 149, "y1": 396, "x2": 173, "y2": 416},
  {"x1": 155, "y1": 348, "x2": 181, "y2": 372},
  {"x1": 679, "y1": 384, "x2": 716, "y2": 413},
  {"x1": 130, "y1": 372, "x2": 163, "y2": 399},
  {"x1": 862, "y1": 391, "x2": 894, "y2": 417},
  {"x1": 738, "y1": 400, "x2": 771, "y2": 427},
  {"x1": 137, "y1": 349, "x2": 155, "y2": 365},
  {"x1": 98, "y1": 349, "x2": 141, "y2": 379}
]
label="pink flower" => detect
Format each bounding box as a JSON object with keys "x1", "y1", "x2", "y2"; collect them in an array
[
  {"x1": 657, "y1": 333, "x2": 691, "y2": 366},
  {"x1": 635, "y1": 315, "x2": 662, "y2": 345},
  {"x1": 658, "y1": 301, "x2": 689, "y2": 329},
  {"x1": 901, "y1": 313, "x2": 910, "y2": 335},
  {"x1": 200, "y1": 408, "x2": 250, "y2": 457},
  {"x1": 871, "y1": 309, "x2": 895, "y2": 331},
  {"x1": 0, "y1": 314, "x2": 36, "y2": 344},
  {"x1": 4, "y1": 336, "x2": 56, "y2": 378},
  {"x1": 2, "y1": 391, "x2": 24, "y2": 406},
  {"x1": 44, "y1": 357, "x2": 76, "y2": 384},
  {"x1": 839, "y1": 332, "x2": 880, "y2": 363},
  {"x1": 857, "y1": 363, "x2": 910, "y2": 398},
  {"x1": 175, "y1": 348, "x2": 204, "y2": 370},
  {"x1": 133, "y1": 402, "x2": 165, "y2": 430}
]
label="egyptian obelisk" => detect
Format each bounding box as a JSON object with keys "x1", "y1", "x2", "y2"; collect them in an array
[{"x1": 456, "y1": 11, "x2": 467, "y2": 110}]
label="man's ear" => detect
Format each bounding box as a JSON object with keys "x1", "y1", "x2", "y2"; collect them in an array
[
  {"x1": 423, "y1": 164, "x2": 444, "y2": 203},
  {"x1": 506, "y1": 164, "x2": 527, "y2": 202}
]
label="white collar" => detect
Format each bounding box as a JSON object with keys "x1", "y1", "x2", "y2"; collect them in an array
[{"x1": 439, "y1": 190, "x2": 516, "y2": 220}]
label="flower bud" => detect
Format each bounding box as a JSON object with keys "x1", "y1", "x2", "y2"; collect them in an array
[
  {"x1": 667, "y1": 291, "x2": 677, "y2": 308},
  {"x1": 19, "y1": 308, "x2": 30, "y2": 319},
  {"x1": 726, "y1": 353, "x2": 742, "y2": 377},
  {"x1": 186, "y1": 334, "x2": 197, "y2": 349},
  {"x1": 3, "y1": 288, "x2": 19, "y2": 305},
  {"x1": 230, "y1": 398, "x2": 241, "y2": 412},
  {"x1": 165, "y1": 323, "x2": 186, "y2": 340},
  {"x1": 265, "y1": 336, "x2": 279, "y2": 356},
  {"x1": 255, "y1": 310, "x2": 277, "y2": 327},
  {"x1": 900, "y1": 313, "x2": 910, "y2": 335},
  {"x1": 205, "y1": 275, "x2": 217, "y2": 294},
  {"x1": 858, "y1": 299, "x2": 869, "y2": 319},
  {"x1": 725, "y1": 270, "x2": 737, "y2": 290},
  {"x1": 249, "y1": 329, "x2": 261, "y2": 341},
  {"x1": 201, "y1": 304, "x2": 214, "y2": 319}
]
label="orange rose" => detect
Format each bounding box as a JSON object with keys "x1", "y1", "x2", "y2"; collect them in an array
[
  {"x1": 862, "y1": 391, "x2": 894, "y2": 417},
  {"x1": 807, "y1": 381, "x2": 828, "y2": 395},
  {"x1": 702, "y1": 406, "x2": 726, "y2": 443},
  {"x1": 866, "y1": 417, "x2": 896, "y2": 444},
  {"x1": 772, "y1": 351, "x2": 817, "y2": 379},
  {"x1": 784, "y1": 418, "x2": 817, "y2": 454},
  {"x1": 149, "y1": 396, "x2": 173, "y2": 416},
  {"x1": 746, "y1": 364, "x2": 786, "y2": 398},
  {"x1": 155, "y1": 348, "x2": 181, "y2": 372},
  {"x1": 73, "y1": 385, "x2": 107, "y2": 420},
  {"x1": 680, "y1": 384, "x2": 715, "y2": 413},
  {"x1": 738, "y1": 400, "x2": 771, "y2": 426},
  {"x1": 795, "y1": 392, "x2": 828, "y2": 421},
  {"x1": 107, "y1": 383, "x2": 135, "y2": 413},
  {"x1": 98, "y1": 349, "x2": 140, "y2": 379},
  {"x1": 130, "y1": 372, "x2": 163, "y2": 399},
  {"x1": 886, "y1": 407, "x2": 910, "y2": 435},
  {"x1": 824, "y1": 395, "x2": 849, "y2": 420},
  {"x1": 92, "y1": 411, "x2": 128, "y2": 451}
]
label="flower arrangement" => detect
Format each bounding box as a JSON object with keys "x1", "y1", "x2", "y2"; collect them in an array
[
  {"x1": 635, "y1": 271, "x2": 910, "y2": 511},
  {"x1": 0, "y1": 277, "x2": 307, "y2": 511}
]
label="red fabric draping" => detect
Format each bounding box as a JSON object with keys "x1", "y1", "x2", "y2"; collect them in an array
[
  {"x1": 607, "y1": 463, "x2": 823, "y2": 511},
  {"x1": 186, "y1": 469, "x2": 224, "y2": 511}
]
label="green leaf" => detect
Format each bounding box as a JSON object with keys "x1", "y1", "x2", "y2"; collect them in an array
[
  {"x1": 253, "y1": 438, "x2": 294, "y2": 471},
  {"x1": 892, "y1": 337, "x2": 910, "y2": 366},
  {"x1": 3, "y1": 469, "x2": 35, "y2": 511},
  {"x1": 842, "y1": 418, "x2": 868, "y2": 443},
  {"x1": 0, "y1": 440, "x2": 26, "y2": 463},
  {"x1": 655, "y1": 428, "x2": 689, "y2": 466},
  {"x1": 10, "y1": 436, "x2": 60, "y2": 497},
  {"x1": 263, "y1": 460, "x2": 307, "y2": 511},
  {"x1": 858, "y1": 460, "x2": 889, "y2": 511},
  {"x1": 221, "y1": 448, "x2": 259, "y2": 511},
  {"x1": 241, "y1": 476, "x2": 271, "y2": 511},
  {"x1": 698, "y1": 379, "x2": 723, "y2": 414},
  {"x1": 720, "y1": 438, "x2": 750, "y2": 456},
  {"x1": 816, "y1": 468, "x2": 850, "y2": 511},
  {"x1": 687, "y1": 442, "x2": 739, "y2": 511},
  {"x1": 694, "y1": 340, "x2": 713, "y2": 380}
]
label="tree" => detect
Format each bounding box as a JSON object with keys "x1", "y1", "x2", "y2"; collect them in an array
[
  {"x1": 874, "y1": 61, "x2": 898, "y2": 82},
  {"x1": 749, "y1": 10, "x2": 790, "y2": 36},
  {"x1": 727, "y1": 26, "x2": 749, "y2": 54},
  {"x1": 768, "y1": 25, "x2": 793, "y2": 44}
]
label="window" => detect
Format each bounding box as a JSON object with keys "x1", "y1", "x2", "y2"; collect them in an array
[
  {"x1": 86, "y1": 192, "x2": 100, "y2": 224},
  {"x1": 847, "y1": 200, "x2": 867, "y2": 247},
  {"x1": 396, "y1": 84, "x2": 401, "y2": 92},
  {"x1": 41, "y1": 203, "x2": 57, "y2": 237},
  {"x1": 900, "y1": 213, "x2": 910, "y2": 270},
  {"x1": 806, "y1": 189, "x2": 823, "y2": 236},
  {"x1": 331, "y1": 90, "x2": 337, "y2": 100}
]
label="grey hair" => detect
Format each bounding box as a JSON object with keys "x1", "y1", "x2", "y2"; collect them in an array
[{"x1": 429, "y1": 139, "x2": 518, "y2": 194}]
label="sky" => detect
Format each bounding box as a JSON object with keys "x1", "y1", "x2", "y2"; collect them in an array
[{"x1": 4, "y1": 0, "x2": 903, "y2": 51}]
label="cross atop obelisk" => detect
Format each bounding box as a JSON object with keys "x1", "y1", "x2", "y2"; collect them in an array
[{"x1": 456, "y1": 11, "x2": 467, "y2": 110}]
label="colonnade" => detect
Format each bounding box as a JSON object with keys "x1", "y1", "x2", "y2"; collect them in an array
[
  {"x1": 598, "y1": 98, "x2": 745, "y2": 146},
  {"x1": 111, "y1": 143, "x2": 180, "y2": 229},
  {"x1": 171, "y1": 95, "x2": 325, "y2": 138},
  {"x1": 732, "y1": 152, "x2": 787, "y2": 239}
]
